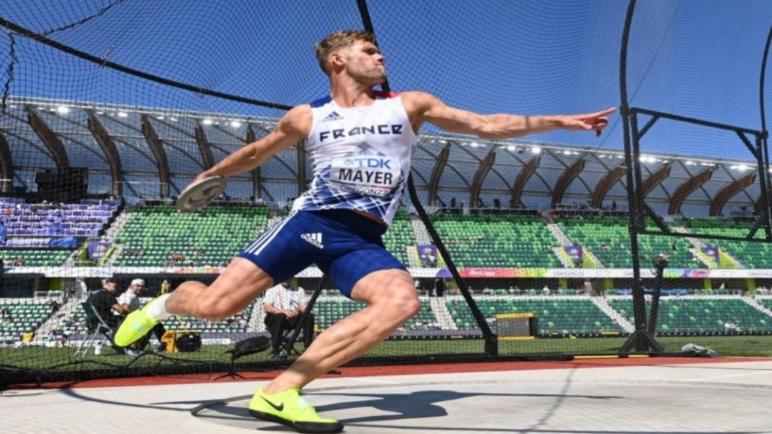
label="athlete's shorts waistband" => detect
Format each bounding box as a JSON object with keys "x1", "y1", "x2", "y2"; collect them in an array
[{"x1": 306, "y1": 209, "x2": 387, "y2": 238}]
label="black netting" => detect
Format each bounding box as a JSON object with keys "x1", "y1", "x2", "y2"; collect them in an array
[{"x1": 1, "y1": 1, "x2": 772, "y2": 386}]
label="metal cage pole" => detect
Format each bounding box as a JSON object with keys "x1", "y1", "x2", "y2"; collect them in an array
[
  {"x1": 618, "y1": 0, "x2": 662, "y2": 355},
  {"x1": 758, "y1": 27, "x2": 772, "y2": 239},
  {"x1": 355, "y1": 0, "x2": 498, "y2": 356}
]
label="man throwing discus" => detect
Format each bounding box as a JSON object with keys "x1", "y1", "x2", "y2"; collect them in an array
[{"x1": 115, "y1": 29, "x2": 613, "y2": 433}]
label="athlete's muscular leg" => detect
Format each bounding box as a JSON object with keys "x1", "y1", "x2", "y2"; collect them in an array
[
  {"x1": 165, "y1": 257, "x2": 274, "y2": 320},
  {"x1": 265, "y1": 268, "x2": 419, "y2": 394}
]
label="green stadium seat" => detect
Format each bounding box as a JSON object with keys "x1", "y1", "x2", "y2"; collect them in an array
[
  {"x1": 0, "y1": 249, "x2": 71, "y2": 266},
  {"x1": 558, "y1": 216, "x2": 696, "y2": 268},
  {"x1": 114, "y1": 204, "x2": 270, "y2": 266},
  {"x1": 382, "y1": 211, "x2": 418, "y2": 265},
  {"x1": 681, "y1": 218, "x2": 772, "y2": 268},
  {"x1": 607, "y1": 296, "x2": 772, "y2": 335},
  {"x1": 430, "y1": 213, "x2": 560, "y2": 268},
  {"x1": 445, "y1": 295, "x2": 623, "y2": 336},
  {"x1": 0, "y1": 298, "x2": 56, "y2": 343}
]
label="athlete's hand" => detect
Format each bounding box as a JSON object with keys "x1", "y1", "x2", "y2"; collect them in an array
[
  {"x1": 192, "y1": 173, "x2": 208, "y2": 184},
  {"x1": 183, "y1": 168, "x2": 223, "y2": 195},
  {"x1": 192, "y1": 168, "x2": 221, "y2": 184},
  {"x1": 560, "y1": 107, "x2": 615, "y2": 136}
]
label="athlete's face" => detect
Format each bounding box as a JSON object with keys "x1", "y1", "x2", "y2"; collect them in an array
[{"x1": 339, "y1": 40, "x2": 386, "y2": 85}]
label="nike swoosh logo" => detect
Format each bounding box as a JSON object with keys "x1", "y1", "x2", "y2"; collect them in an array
[{"x1": 261, "y1": 396, "x2": 284, "y2": 411}]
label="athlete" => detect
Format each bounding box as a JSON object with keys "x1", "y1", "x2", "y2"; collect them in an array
[{"x1": 115, "y1": 30, "x2": 613, "y2": 433}]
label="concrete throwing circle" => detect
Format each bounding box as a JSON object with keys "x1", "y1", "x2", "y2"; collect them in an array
[{"x1": 192, "y1": 378, "x2": 772, "y2": 433}]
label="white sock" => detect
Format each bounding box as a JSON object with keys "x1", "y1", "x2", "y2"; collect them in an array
[{"x1": 146, "y1": 294, "x2": 172, "y2": 320}]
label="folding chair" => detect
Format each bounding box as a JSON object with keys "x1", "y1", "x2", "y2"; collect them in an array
[
  {"x1": 74, "y1": 302, "x2": 115, "y2": 357},
  {"x1": 278, "y1": 286, "x2": 322, "y2": 358}
]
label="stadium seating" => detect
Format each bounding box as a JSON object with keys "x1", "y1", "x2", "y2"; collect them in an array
[
  {"x1": 315, "y1": 296, "x2": 440, "y2": 332},
  {"x1": 114, "y1": 203, "x2": 269, "y2": 266},
  {"x1": 9, "y1": 291, "x2": 772, "y2": 347},
  {"x1": 0, "y1": 248, "x2": 71, "y2": 266},
  {"x1": 607, "y1": 296, "x2": 772, "y2": 335},
  {"x1": 0, "y1": 298, "x2": 56, "y2": 344},
  {"x1": 314, "y1": 297, "x2": 363, "y2": 330},
  {"x1": 269, "y1": 208, "x2": 416, "y2": 265},
  {"x1": 430, "y1": 213, "x2": 561, "y2": 267},
  {"x1": 51, "y1": 302, "x2": 89, "y2": 338},
  {"x1": 755, "y1": 298, "x2": 772, "y2": 311},
  {"x1": 164, "y1": 305, "x2": 254, "y2": 334},
  {"x1": 445, "y1": 295, "x2": 623, "y2": 336},
  {"x1": 0, "y1": 198, "x2": 120, "y2": 267},
  {"x1": 557, "y1": 216, "x2": 697, "y2": 268},
  {"x1": 382, "y1": 211, "x2": 417, "y2": 265},
  {"x1": 680, "y1": 218, "x2": 772, "y2": 268},
  {"x1": 0, "y1": 197, "x2": 120, "y2": 242}
]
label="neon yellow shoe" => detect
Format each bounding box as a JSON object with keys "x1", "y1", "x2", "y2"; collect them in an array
[
  {"x1": 113, "y1": 297, "x2": 162, "y2": 347},
  {"x1": 249, "y1": 387, "x2": 343, "y2": 433}
]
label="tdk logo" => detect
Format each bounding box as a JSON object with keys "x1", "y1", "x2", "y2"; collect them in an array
[
  {"x1": 343, "y1": 158, "x2": 392, "y2": 169},
  {"x1": 319, "y1": 124, "x2": 403, "y2": 142}
]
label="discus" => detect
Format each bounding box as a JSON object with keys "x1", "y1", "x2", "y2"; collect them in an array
[{"x1": 176, "y1": 176, "x2": 226, "y2": 213}]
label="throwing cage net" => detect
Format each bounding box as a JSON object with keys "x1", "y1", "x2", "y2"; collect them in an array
[{"x1": 1, "y1": 0, "x2": 771, "y2": 386}]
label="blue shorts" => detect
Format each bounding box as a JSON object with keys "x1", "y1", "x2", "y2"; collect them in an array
[{"x1": 238, "y1": 210, "x2": 406, "y2": 297}]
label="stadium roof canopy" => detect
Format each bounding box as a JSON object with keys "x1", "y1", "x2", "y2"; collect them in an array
[{"x1": 1, "y1": 97, "x2": 765, "y2": 218}]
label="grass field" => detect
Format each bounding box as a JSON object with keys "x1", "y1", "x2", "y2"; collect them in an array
[{"x1": 1, "y1": 335, "x2": 771, "y2": 375}]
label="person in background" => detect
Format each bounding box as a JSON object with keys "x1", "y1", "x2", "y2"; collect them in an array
[
  {"x1": 263, "y1": 279, "x2": 315, "y2": 360},
  {"x1": 88, "y1": 278, "x2": 127, "y2": 329},
  {"x1": 86, "y1": 278, "x2": 128, "y2": 354}
]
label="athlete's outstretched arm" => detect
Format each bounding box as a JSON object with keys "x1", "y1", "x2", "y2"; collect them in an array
[
  {"x1": 403, "y1": 92, "x2": 614, "y2": 140},
  {"x1": 193, "y1": 105, "x2": 311, "y2": 182}
]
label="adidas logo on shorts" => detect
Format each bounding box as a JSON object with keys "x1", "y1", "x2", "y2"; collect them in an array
[
  {"x1": 301, "y1": 232, "x2": 324, "y2": 249},
  {"x1": 322, "y1": 111, "x2": 343, "y2": 122}
]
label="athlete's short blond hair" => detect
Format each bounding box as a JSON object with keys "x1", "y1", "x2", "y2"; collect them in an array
[{"x1": 315, "y1": 30, "x2": 377, "y2": 76}]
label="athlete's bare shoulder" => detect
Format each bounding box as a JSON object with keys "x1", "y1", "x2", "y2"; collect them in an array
[
  {"x1": 399, "y1": 91, "x2": 442, "y2": 131},
  {"x1": 278, "y1": 104, "x2": 313, "y2": 138},
  {"x1": 399, "y1": 91, "x2": 437, "y2": 112}
]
